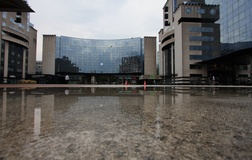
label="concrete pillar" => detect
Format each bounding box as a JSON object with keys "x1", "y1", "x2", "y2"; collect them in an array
[
  {"x1": 3, "y1": 42, "x2": 9, "y2": 83},
  {"x1": 162, "y1": 51, "x2": 166, "y2": 84},
  {"x1": 22, "y1": 49, "x2": 26, "y2": 79},
  {"x1": 171, "y1": 44, "x2": 175, "y2": 84},
  {"x1": 163, "y1": 51, "x2": 166, "y2": 76}
]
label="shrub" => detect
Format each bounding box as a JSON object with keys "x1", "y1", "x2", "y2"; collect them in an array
[{"x1": 17, "y1": 79, "x2": 37, "y2": 84}]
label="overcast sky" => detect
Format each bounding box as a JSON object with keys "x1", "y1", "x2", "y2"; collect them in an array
[{"x1": 28, "y1": 0, "x2": 165, "y2": 60}]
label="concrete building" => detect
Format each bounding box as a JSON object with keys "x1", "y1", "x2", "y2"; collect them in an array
[
  {"x1": 159, "y1": 0, "x2": 220, "y2": 84},
  {"x1": 0, "y1": 1, "x2": 36, "y2": 83},
  {"x1": 42, "y1": 35, "x2": 158, "y2": 84}
]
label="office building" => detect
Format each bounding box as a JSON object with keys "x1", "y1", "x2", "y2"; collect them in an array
[
  {"x1": 203, "y1": 0, "x2": 252, "y2": 84},
  {"x1": 206, "y1": 0, "x2": 252, "y2": 54},
  {"x1": 42, "y1": 35, "x2": 157, "y2": 84},
  {"x1": 159, "y1": 0, "x2": 220, "y2": 84},
  {"x1": 0, "y1": 1, "x2": 36, "y2": 83}
]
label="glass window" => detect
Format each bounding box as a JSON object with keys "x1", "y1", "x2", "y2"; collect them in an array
[
  {"x1": 190, "y1": 55, "x2": 202, "y2": 60},
  {"x1": 189, "y1": 36, "x2": 214, "y2": 41},
  {"x1": 186, "y1": 8, "x2": 192, "y2": 14},
  {"x1": 55, "y1": 36, "x2": 144, "y2": 74},
  {"x1": 2, "y1": 12, "x2": 7, "y2": 19},
  {"x1": 189, "y1": 26, "x2": 214, "y2": 32},
  {"x1": 190, "y1": 64, "x2": 202, "y2": 69},
  {"x1": 239, "y1": 11, "x2": 245, "y2": 20},
  {"x1": 189, "y1": 45, "x2": 214, "y2": 51},
  {"x1": 238, "y1": 65, "x2": 248, "y2": 70}
]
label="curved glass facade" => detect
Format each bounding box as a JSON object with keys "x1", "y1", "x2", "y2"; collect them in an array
[
  {"x1": 55, "y1": 36, "x2": 144, "y2": 74},
  {"x1": 206, "y1": 0, "x2": 252, "y2": 54}
]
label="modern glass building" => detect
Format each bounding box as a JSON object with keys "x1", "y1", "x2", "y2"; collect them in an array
[
  {"x1": 42, "y1": 35, "x2": 157, "y2": 84},
  {"x1": 205, "y1": 0, "x2": 252, "y2": 55},
  {"x1": 55, "y1": 36, "x2": 144, "y2": 74}
]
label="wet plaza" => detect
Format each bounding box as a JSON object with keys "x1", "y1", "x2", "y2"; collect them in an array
[{"x1": 0, "y1": 85, "x2": 251, "y2": 159}]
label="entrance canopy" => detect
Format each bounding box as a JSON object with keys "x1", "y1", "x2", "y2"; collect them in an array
[
  {"x1": 0, "y1": 0, "x2": 34, "y2": 12},
  {"x1": 200, "y1": 47, "x2": 252, "y2": 65}
]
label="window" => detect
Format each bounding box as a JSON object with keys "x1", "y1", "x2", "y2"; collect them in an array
[
  {"x1": 2, "y1": 12, "x2": 7, "y2": 19},
  {"x1": 15, "y1": 12, "x2": 22, "y2": 23},
  {"x1": 164, "y1": 21, "x2": 170, "y2": 26},
  {"x1": 189, "y1": 36, "x2": 214, "y2": 41},
  {"x1": 190, "y1": 64, "x2": 202, "y2": 69},
  {"x1": 189, "y1": 26, "x2": 214, "y2": 32},
  {"x1": 210, "y1": 9, "x2": 216, "y2": 15},
  {"x1": 190, "y1": 74, "x2": 202, "y2": 78},
  {"x1": 164, "y1": 14, "x2": 168, "y2": 19},
  {"x1": 197, "y1": 9, "x2": 205, "y2": 14},
  {"x1": 186, "y1": 8, "x2": 192, "y2": 14},
  {"x1": 190, "y1": 45, "x2": 214, "y2": 51},
  {"x1": 238, "y1": 64, "x2": 248, "y2": 70},
  {"x1": 164, "y1": 6, "x2": 168, "y2": 12},
  {"x1": 190, "y1": 55, "x2": 202, "y2": 60}
]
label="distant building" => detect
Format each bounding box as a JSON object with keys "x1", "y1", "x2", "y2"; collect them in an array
[
  {"x1": 42, "y1": 35, "x2": 158, "y2": 84},
  {"x1": 159, "y1": 0, "x2": 220, "y2": 84},
  {"x1": 0, "y1": 1, "x2": 36, "y2": 83}
]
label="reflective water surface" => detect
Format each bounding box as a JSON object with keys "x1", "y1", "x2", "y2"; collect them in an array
[{"x1": 0, "y1": 87, "x2": 251, "y2": 160}]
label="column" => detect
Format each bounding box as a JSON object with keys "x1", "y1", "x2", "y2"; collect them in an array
[
  {"x1": 22, "y1": 48, "x2": 26, "y2": 79},
  {"x1": 171, "y1": 43, "x2": 175, "y2": 84},
  {"x1": 3, "y1": 42, "x2": 9, "y2": 83},
  {"x1": 162, "y1": 51, "x2": 166, "y2": 84}
]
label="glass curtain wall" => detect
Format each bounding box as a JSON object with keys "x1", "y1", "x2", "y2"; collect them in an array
[
  {"x1": 55, "y1": 36, "x2": 144, "y2": 74},
  {"x1": 206, "y1": 0, "x2": 252, "y2": 54}
]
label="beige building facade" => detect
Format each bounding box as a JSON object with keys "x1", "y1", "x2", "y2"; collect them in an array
[
  {"x1": 144, "y1": 37, "x2": 156, "y2": 75},
  {"x1": 159, "y1": 0, "x2": 220, "y2": 84},
  {"x1": 42, "y1": 35, "x2": 56, "y2": 75},
  {"x1": 140, "y1": 36, "x2": 160, "y2": 81}
]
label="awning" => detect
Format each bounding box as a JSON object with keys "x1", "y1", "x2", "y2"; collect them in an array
[{"x1": 0, "y1": 0, "x2": 34, "y2": 12}]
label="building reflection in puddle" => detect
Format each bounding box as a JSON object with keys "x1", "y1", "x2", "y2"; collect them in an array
[
  {"x1": 34, "y1": 108, "x2": 41, "y2": 136},
  {"x1": 1, "y1": 89, "x2": 7, "y2": 126},
  {"x1": 0, "y1": 87, "x2": 251, "y2": 159},
  {"x1": 1, "y1": 87, "x2": 251, "y2": 134}
]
